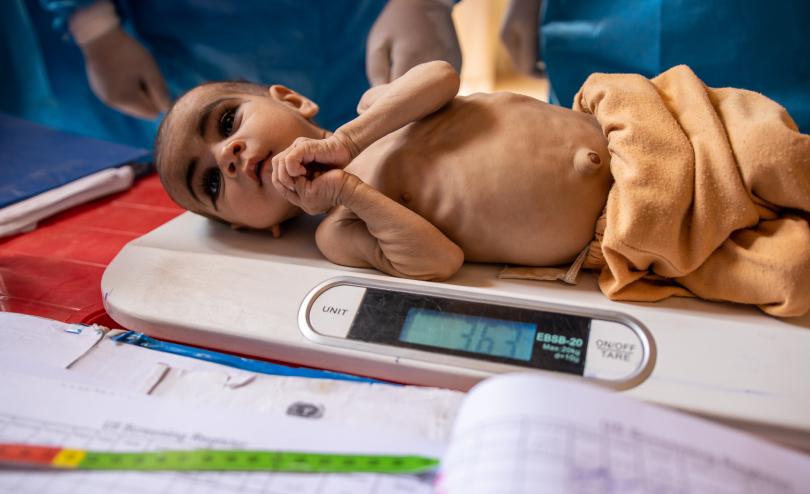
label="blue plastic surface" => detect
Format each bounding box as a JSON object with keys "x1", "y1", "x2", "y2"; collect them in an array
[
  {"x1": 112, "y1": 331, "x2": 386, "y2": 384},
  {"x1": 0, "y1": 113, "x2": 150, "y2": 208}
]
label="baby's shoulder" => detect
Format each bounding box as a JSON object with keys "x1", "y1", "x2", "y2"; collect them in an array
[
  {"x1": 442, "y1": 92, "x2": 549, "y2": 124},
  {"x1": 455, "y1": 91, "x2": 540, "y2": 106}
]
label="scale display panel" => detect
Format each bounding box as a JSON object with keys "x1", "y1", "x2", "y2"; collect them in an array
[
  {"x1": 348, "y1": 288, "x2": 591, "y2": 376},
  {"x1": 302, "y1": 278, "x2": 655, "y2": 387},
  {"x1": 400, "y1": 308, "x2": 538, "y2": 361}
]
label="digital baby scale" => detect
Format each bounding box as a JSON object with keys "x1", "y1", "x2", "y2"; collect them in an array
[
  {"x1": 103, "y1": 212, "x2": 810, "y2": 451},
  {"x1": 300, "y1": 277, "x2": 653, "y2": 390}
]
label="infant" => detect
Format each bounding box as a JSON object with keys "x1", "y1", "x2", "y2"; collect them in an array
[
  {"x1": 156, "y1": 61, "x2": 611, "y2": 281},
  {"x1": 156, "y1": 62, "x2": 810, "y2": 317}
]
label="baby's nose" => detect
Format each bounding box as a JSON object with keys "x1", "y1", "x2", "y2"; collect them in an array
[
  {"x1": 220, "y1": 140, "x2": 245, "y2": 175},
  {"x1": 226, "y1": 140, "x2": 244, "y2": 159}
]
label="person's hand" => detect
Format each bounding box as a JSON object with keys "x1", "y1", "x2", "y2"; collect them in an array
[
  {"x1": 271, "y1": 134, "x2": 356, "y2": 191},
  {"x1": 366, "y1": 0, "x2": 462, "y2": 86},
  {"x1": 79, "y1": 27, "x2": 171, "y2": 119},
  {"x1": 274, "y1": 169, "x2": 357, "y2": 216},
  {"x1": 500, "y1": 0, "x2": 545, "y2": 76}
]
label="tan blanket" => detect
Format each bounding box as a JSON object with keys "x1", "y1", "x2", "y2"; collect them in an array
[{"x1": 569, "y1": 65, "x2": 810, "y2": 317}]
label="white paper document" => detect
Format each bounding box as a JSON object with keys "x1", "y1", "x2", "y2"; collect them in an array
[
  {"x1": 0, "y1": 313, "x2": 105, "y2": 371},
  {"x1": 0, "y1": 372, "x2": 443, "y2": 494},
  {"x1": 437, "y1": 373, "x2": 810, "y2": 494},
  {"x1": 4, "y1": 312, "x2": 809, "y2": 494},
  {"x1": 0, "y1": 312, "x2": 463, "y2": 442}
]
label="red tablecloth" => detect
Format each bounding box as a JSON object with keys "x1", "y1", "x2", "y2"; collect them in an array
[{"x1": 0, "y1": 173, "x2": 183, "y2": 326}]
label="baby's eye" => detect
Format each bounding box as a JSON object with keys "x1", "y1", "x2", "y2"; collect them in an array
[
  {"x1": 218, "y1": 107, "x2": 237, "y2": 137},
  {"x1": 201, "y1": 168, "x2": 222, "y2": 205}
]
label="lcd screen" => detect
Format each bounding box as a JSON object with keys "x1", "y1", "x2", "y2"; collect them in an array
[{"x1": 399, "y1": 308, "x2": 537, "y2": 361}]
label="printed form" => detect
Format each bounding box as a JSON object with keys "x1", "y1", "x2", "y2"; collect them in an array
[
  {"x1": 0, "y1": 372, "x2": 442, "y2": 494},
  {"x1": 437, "y1": 374, "x2": 810, "y2": 494}
]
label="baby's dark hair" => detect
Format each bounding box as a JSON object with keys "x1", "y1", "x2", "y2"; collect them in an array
[{"x1": 154, "y1": 81, "x2": 268, "y2": 218}]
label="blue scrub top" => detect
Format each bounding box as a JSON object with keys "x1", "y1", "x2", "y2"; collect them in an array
[
  {"x1": 541, "y1": 0, "x2": 810, "y2": 132},
  {"x1": 1, "y1": 0, "x2": 385, "y2": 148}
]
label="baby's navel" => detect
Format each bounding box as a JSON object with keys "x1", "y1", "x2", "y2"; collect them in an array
[
  {"x1": 574, "y1": 148, "x2": 605, "y2": 176},
  {"x1": 401, "y1": 192, "x2": 412, "y2": 203}
]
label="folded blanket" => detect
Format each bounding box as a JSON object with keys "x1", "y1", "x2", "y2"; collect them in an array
[{"x1": 571, "y1": 65, "x2": 810, "y2": 317}]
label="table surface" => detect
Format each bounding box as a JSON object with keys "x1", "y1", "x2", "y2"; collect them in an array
[{"x1": 0, "y1": 173, "x2": 183, "y2": 326}]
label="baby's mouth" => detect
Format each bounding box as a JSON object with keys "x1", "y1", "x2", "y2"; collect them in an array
[
  {"x1": 256, "y1": 159, "x2": 266, "y2": 186},
  {"x1": 256, "y1": 151, "x2": 275, "y2": 187}
]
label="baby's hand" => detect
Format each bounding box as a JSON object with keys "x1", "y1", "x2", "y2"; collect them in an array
[
  {"x1": 271, "y1": 134, "x2": 355, "y2": 191},
  {"x1": 272, "y1": 168, "x2": 357, "y2": 215}
]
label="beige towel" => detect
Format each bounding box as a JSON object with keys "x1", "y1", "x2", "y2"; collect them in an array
[{"x1": 570, "y1": 65, "x2": 810, "y2": 317}]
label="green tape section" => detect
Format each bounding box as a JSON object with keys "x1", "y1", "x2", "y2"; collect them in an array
[{"x1": 79, "y1": 450, "x2": 439, "y2": 473}]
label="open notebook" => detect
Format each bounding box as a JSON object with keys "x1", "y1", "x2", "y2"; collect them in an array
[
  {"x1": 2, "y1": 317, "x2": 808, "y2": 494},
  {"x1": 437, "y1": 374, "x2": 810, "y2": 494}
]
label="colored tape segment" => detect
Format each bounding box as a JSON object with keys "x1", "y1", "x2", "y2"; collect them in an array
[
  {"x1": 0, "y1": 443, "x2": 62, "y2": 466},
  {"x1": 52, "y1": 449, "x2": 86, "y2": 468},
  {"x1": 0, "y1": 444, "x2": 438, "y2": 474},
  {"x1": 80, "y1": 451, "x2": 438, "y2": 473}
]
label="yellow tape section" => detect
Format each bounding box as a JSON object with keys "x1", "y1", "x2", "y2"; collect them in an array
[{"x1": 52, "y1": 449, "x2": 86, "y2": 469}]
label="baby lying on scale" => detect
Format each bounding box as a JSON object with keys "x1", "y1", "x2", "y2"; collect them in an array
[{"x1": 156, "y1": 61, "x2": 810, "y2": 317}]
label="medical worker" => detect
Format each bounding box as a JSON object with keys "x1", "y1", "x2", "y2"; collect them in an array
[
  {"x1": 501, "y1": 0, "x2": 810, "y2": 132},
  {"x1": 0, "y1": 0, "x2": 461, "y2": 148}
]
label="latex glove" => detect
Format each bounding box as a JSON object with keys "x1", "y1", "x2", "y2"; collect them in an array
[
  {"x1": 78, "y1": 27, "x2": 171, "y2": 119},
  {"x1": 271, "y1": 134, "x2": 356, "y2": 191},
  {"x1": 366, "y1": 0, "x2": 462, "y2": 86},
  {"x1": 500, "y1": 0, "x2": 545, "y2": 76}
]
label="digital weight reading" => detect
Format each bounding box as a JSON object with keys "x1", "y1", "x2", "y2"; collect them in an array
[
  {"x1": 344, "y1": 288, "x2": 593, "y2": 374},
  {"x1": 399, "y1": 308, "x2": 537, "y2": 361}
]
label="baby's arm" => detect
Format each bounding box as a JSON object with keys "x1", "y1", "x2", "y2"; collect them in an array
[
  {"x1": 273, "y1": 60, "x2": 459, "y2": 188},
  {"x1": 356, "y1": 83, "x2": 388, "y2": 114},
  {"x1": 275, "y1": 169, "x2": 464, "y2": 281},
  {"x1": 270, "y1": 60, "x2": 463, "y2": 280},
  {"x1": 336, "y1": 59, "x2": 460, "y2": 157}
]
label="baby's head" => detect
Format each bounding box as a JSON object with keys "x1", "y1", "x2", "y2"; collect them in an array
[{"x1": 155, "y1": 81, "x2": 327, "y2": 231}]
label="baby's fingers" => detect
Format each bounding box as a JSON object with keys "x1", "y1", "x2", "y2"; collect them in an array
[
  {"x1": 281, "y1": 138, "x2": 320, "y2": 187},
  {"x1": 292, "y1": 176, "x2": 319, "y2": 215},
  {"x1": 272, "y1": 152, "x2": 296, "y2": 191},
  {"x1": 278, "y1": 181, "x2": 302, "y2": 208},
  {"x1": 271, "y1": 157, "x2": 299, "y2": 205},
  {"x1": 271, "y1": 154, "x2": 291, "y2": 191},
  {"x1": 282, "y1": 158, "x2": 306, "y2": 190}
]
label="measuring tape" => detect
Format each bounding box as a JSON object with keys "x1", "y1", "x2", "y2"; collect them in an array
[{"x1": 0, "y1": 443, "x2": 439, "y2": 474}]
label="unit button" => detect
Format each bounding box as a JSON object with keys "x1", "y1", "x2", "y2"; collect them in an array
[
  {"x1": 308, "y1": 285, "x2": 367, "y2": 338},
  {"x1": 583, "y1": 319, "x2": 644, "y2": 381}
]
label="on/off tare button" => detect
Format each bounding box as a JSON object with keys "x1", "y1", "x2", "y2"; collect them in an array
[
  {"x1": 308, "y1": 285, "x2": 367, "y2": 338},
  {"x1": 583, "y1": 319, "x2": 644, "y2": 381}
]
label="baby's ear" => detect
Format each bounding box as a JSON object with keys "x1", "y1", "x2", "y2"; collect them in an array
[{"x1": 269, "y1": 85, "x2": 319, "y2": 119}]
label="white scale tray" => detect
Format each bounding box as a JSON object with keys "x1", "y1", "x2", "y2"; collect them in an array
[{"x1": 103, "y1": 212, "x2": 810, "y2": 451}]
